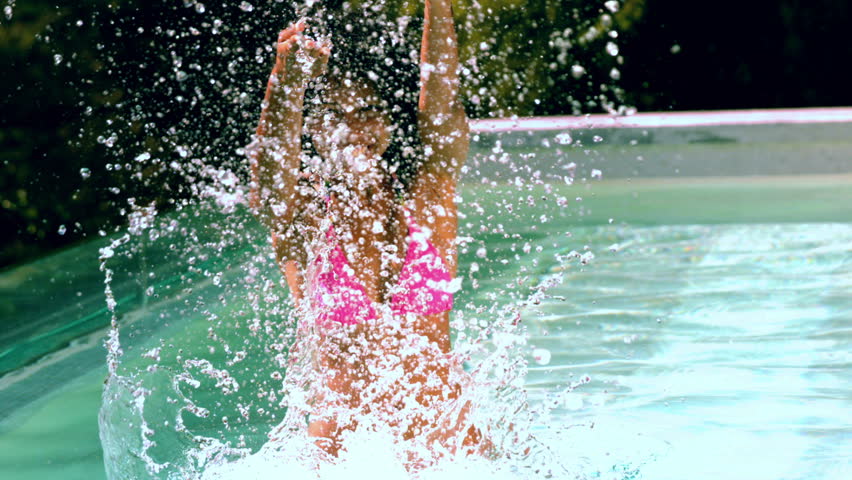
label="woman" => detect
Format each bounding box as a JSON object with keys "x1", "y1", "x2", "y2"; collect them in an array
[{"x1": 248, "y1": 0, "x2": 479, "y2": 460}]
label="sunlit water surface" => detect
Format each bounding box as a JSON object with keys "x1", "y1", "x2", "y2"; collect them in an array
[{"x1": 1, "y1": 179, "x2": 851, "y2": 479}]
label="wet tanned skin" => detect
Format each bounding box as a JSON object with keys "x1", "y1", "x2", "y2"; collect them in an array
[{"x1": 250, "y1": 0, "x2": 475, "y2": 459}]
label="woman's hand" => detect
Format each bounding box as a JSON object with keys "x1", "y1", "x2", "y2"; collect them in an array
[{"x1": 272, "y1": 20, "x2": 331, "y2": 87}]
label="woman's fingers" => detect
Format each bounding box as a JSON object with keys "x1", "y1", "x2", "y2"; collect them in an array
[
  {"x1": 277, "y1": 18, "x2": 306, "y2": 43},
  {"x1": 299, "y1": 38, "x2": 331, "y2": 78},
  {"x1": 278, "y1": 36, "x2": 330, "y2": 66},
  {"x1": 276, "y1": 36, "x2": 299, "y2": 61},
  {"x1": 274, "y1": 20, "x2": 306, "y2": 60},
  {"x1": 302, "y1": 38, "x2": 331, "y2": 58},
  {"x1": 277, "y1": 22, "x2": 331, "y2": 61},
  {"x1": 272, "y1": 20, "x2": 331, "y2": 81}
]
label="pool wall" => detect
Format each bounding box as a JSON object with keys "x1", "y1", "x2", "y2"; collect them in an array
[{"x1": 466, "y1": 107, "x2": 852, "y2": 180}]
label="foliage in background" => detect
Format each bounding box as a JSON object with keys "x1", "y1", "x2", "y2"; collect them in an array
[
  {"x1": 2, "y1": 0, "x2": 852, "y2": 268},
  {"x1": 370, "y1": 0, "x2": 644, "y2": 117},
  {"x1": 0, "y1": 0, "x2": 636, "y2": 268},
  {"x1": 1, "y1": 1, "x2": 121, "y2": 267}
]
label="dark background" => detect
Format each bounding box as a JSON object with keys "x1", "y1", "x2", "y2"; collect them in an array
[{"x1": 2, "y1": 0, "x2": 851, "y2": 269}]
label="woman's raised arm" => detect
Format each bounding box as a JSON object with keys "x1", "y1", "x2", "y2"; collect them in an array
[
  {"x1": 249, "y1": 22, "x2": 328, "y2": 234},
  {"x1": 416, "y1": 0, "x2": 469, "y2": 179},
  {"x1": 409, "y1": 0, "x2": 470, "y2": 278}
]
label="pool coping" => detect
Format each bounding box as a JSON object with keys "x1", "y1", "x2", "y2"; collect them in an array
[{"x1": 470, "y1": 107, "x2": 852, "y2": 132}]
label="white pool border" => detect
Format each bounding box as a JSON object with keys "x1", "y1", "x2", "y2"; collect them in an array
[{"x1": 470, "y1": 107, "x2": 852, "y2": 132}]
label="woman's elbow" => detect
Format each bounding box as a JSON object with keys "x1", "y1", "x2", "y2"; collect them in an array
[{"x1": 249, "y1": 185, "x2": 280, "y2": 232}]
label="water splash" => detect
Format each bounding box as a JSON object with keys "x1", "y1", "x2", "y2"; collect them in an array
[
  {"x1": 87, "y1": 0, "x2": 641, "y2": 478},
  {"x1": 3, "y1": 0, "x2": 14, "y2": 21}
]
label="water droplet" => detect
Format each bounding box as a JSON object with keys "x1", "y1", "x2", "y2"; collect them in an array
[
  {"x1": 593, "y1": 135, "x2": 603, "y2": 143},
  {"x1": 135, "y1": 152, "x2": 151, "y2": 162},
  {"x1": 605, "y1": 41, "x2": 619, "y2": 57},
  {"x1": 53, "y1": 54, "x2": 63, "y2": 65},
  {"x1": 476, "y1": 247, "x2": 487, "y2": 259},
  {"x1": 555, "y1": 132, "x2": 572, "y2": 145},
  {"x1": 609, "y1": 67, "x2": 621, "y2": 80},
  {"x1": 671, "y1": 44, "x2": 682, "y2": 54},
  {"x1": 570, "y1": 65, "x2": 585, "y2": 79},
  {"x1": 57, "y1": 224, "x2": 66, "y2": 235},
  {"x1": 532, "y1": 348, "x2": 551, "y2": 366},
  {"x1": 97, "y1": 134, "x2": 117, "y2": 147},
  {"x1": 604, "y1": 1, "x2": 619, "y2": 13},
  {"x1": 80, "y1": 168, "x2": 91, "y2": 179},
  {"x1": 239, "y1": 1, "x2": 253, "y2": 12},
  {"x1": 175, "y1": 70, "x2": 188, "y2": 82},
  {"x1": 195, "y1": 2, "x2": 205, "y2": 13},
  {"x1": 591, "y1": 169, "x2": 602, "y2": 179}
]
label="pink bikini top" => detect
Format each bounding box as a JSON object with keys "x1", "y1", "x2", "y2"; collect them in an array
[{"x1": 308, "y1": 209, "x2": 454, "y2": 326}]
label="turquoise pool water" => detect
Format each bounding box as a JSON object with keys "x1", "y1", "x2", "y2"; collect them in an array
[{"x1": 2, "y1": 172, "x2": 850, "y2": 479}]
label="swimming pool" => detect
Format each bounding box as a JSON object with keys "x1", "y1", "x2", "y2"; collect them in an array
[{"x1": 2, "y1": 110, "x2": 851, "y2": 479}]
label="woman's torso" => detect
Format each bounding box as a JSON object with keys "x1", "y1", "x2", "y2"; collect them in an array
[
  {"x1": 277, "y1": 175, "x2": 458, "y2": 351},
  {"x1": 308, "y1": 185, "x2": 408, "y2": 303}
]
